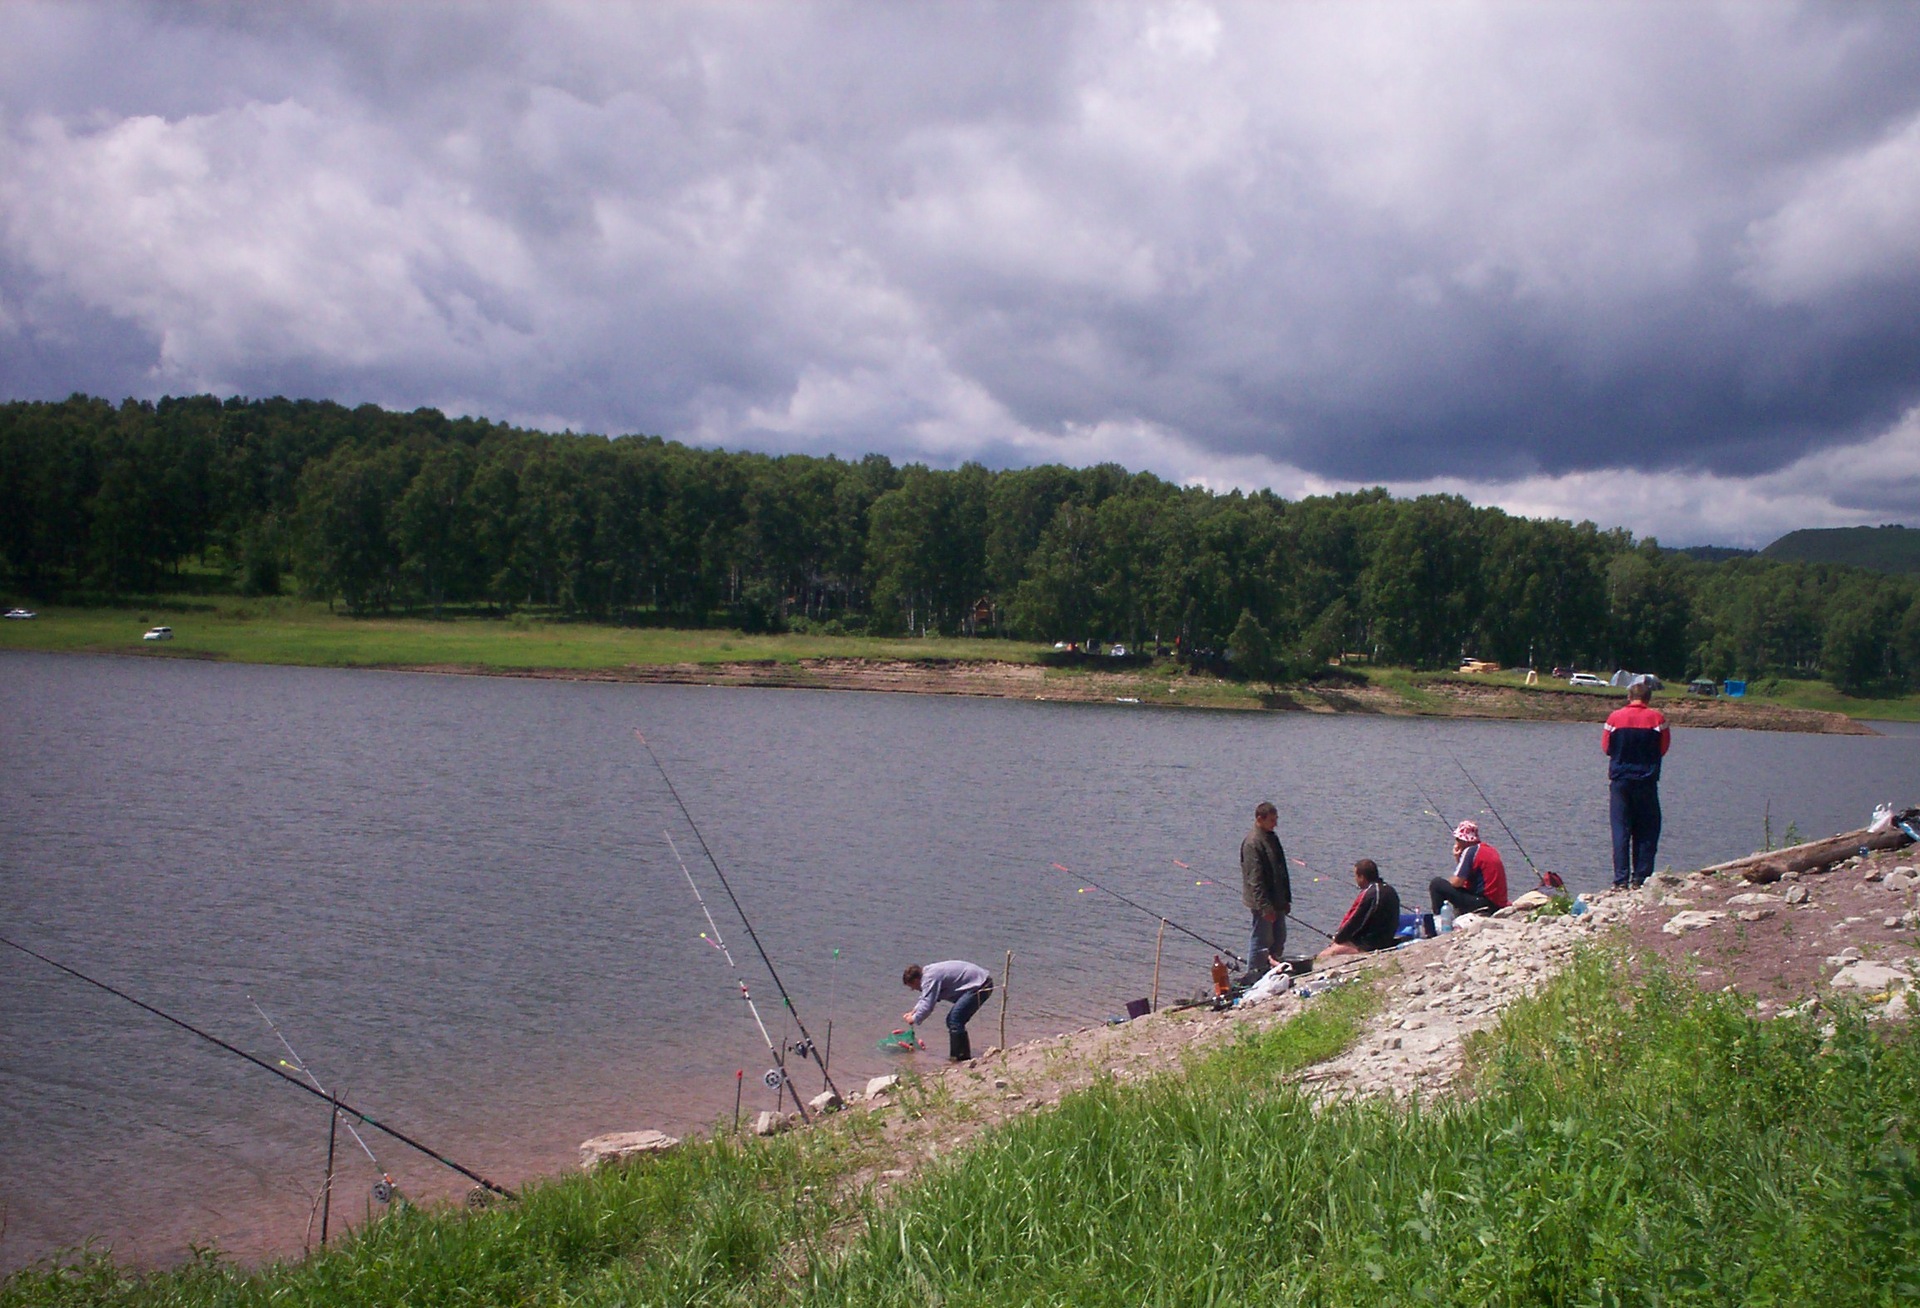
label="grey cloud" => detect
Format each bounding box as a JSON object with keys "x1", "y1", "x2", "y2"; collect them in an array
[{"x1": 2, "y1": 0, "x2": 1920, "y2": 518}]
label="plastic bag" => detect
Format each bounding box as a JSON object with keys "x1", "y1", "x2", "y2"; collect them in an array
[{"x1": 1870, "y1": 803, "x2": 1895, "y2": 834}]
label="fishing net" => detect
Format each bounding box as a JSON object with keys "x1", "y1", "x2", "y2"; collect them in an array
[{"x1": 876, "y1": 1028, "x2": 923, "y2": 1052}]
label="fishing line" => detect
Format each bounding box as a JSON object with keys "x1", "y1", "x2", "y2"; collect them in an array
[
  {"x1": 635, "y1": 730, "x2": 843, "y2": 1103},
  {"x1": 663, "y1": 830, "x2": 807, "y2": 1120},
  {"x1": 1170, "y1": 855, "x2": 1339, "y2": 942},
  {"x1": 1447, "y1": 751, "x2": 1543, "y2": 876},
  {"x1": 1045, "y1": 859, "x2": 1245, "y2": 965},
  {"x1": 0, "y1": 934, "x2": 515, "y2": 1200},
  {"x1": 248, "y1": 997, "x2": 384, "y2": 1175},
  {"x1": 1412, "y1": 776, "x2": 1455, "y2": 833}
]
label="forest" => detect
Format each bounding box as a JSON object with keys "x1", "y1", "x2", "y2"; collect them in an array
[{"x1": 3, "y1": 394, "x2": 1918, "y2": 693}]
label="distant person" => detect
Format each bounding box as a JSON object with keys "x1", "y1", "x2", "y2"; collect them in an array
[
  {"x1": 1428, "y1": 821, "x2": 1509, "y2": 918},
  {"x1": 1317, "y1": 859, "x2": 1402, "y2": 960},
  {"x1": 1604, "y1": 677, "x2": 1671, "y2": 888},
  {"x1": 1240, "y1": 801, "x2": 1292, "y2": 983},
  {"x1": 901, "y1": 960, "x2": 994, "y2": 1062}
]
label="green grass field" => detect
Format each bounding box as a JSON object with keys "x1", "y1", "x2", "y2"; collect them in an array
[
  {"x1": 6, "y1": 949, "x2": 1914, "y2": 1307},
  {"x1": 0, "y1": 600, "x2": 1053, "y2": 671}
]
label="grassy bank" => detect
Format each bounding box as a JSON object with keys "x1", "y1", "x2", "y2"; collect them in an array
[
  {"x1": 6, "y1": 601, "x2": 1919, "y2": 722},
  {"x1": 7, "y1": 950, "x2": 1916, "y2": 1306},
  {"x1": 0, "y1": 599, "x2": 1052, "y2": 670}
]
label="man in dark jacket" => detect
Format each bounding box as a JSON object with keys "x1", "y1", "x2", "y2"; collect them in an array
[
  {"x1": 1240, "y1": 801, "x2": 1291, "y2": 983},
  {"x1": 1318, "y1": 859, "x2": 1402, "y2": 961},
  {"x1": 1603, "y1": 677, "x2": 1671, "y2": 887}
]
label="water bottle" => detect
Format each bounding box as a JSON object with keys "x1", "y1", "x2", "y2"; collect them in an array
[{"x1": 1439, "y1": 902, "x2": 1456, "y2": 933}]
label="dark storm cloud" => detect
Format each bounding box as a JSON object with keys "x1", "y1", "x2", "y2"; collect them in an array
[{"x1": 3, "y1": 1, "x2": 1919, "y2": 542}]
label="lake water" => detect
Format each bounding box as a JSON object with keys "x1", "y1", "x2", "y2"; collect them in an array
[{"x1": 3, "y1": 651, "x2": 1917, "y2": 1270}]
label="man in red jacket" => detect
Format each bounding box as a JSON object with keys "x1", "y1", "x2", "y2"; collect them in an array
[
  {"x1": 1603, "y1": 678, "x2": 1671, "y2": 887},
  {"x1": 1428, "y1": 821, "x2": 1509, "y2": 918}
]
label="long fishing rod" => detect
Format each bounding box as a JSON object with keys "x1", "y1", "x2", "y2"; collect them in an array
[
  {"x1": 1047, "y1": 860, "x2": 1246, "y2": 965},
  {"x1": 249, "y1": 995, "x2": 392, "y2": 1245},
  {"x1": 1447, "y1": 752, "x2": 1543, "y2": 876},
  {"x1": 1172, "y1": 857, "x2": 1336, "y2": 941},
  {"x1": 1412, "y1": 776, "x2": 1455, "y2": 834},
  {"x1": 1, "y1": 934, "x2": 516, "y2": 1200},
  {"x1": 665, "y1": 830, "x2": 810, "y2": 1124},
  {"x1": 635, "y1": 731, "x2": 843, "y2": 1103}
]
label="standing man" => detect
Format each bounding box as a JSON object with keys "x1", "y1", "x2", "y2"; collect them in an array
[
  {"x1": 1428, "y1": 821, "x2": 1509, "y2": 918},
  {"x1": 1604, "y1": 676, "x2": 1670, "y2": 887},
  {"x1": 1240, "y1": 801, "x2": 1292, "y2": 983},
  {"x1": 901, "y1": 960, "x2": 994, "y2": 1062}
]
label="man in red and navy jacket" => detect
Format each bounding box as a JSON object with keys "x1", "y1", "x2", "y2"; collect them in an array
[{"x1": 1603, "y1": 678, "x2": 1671, "y2": 887}]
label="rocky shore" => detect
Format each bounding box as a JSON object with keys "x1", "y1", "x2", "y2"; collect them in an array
[{"x1": 589, "y1": 823, "x2": 1914, "y2": 1194}]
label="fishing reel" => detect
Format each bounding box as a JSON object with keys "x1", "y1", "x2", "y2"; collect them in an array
[
  {"x1": 371, "y1": 1177, "x2": 394, "y2": 1206},
  {"x1": 762, "y1": 1068, "x2": 786, "y2": 1090},
  {"x1": 788, "y1": 1038, "x2": 814, "y2": 1060}
]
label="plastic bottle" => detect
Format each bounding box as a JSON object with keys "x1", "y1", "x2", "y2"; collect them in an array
[
  {"x1": 1439, "y1": 902, "x2": 1456, "y2": 933},
  {"x1": 1211, "y1": 955, "x2": 1231, "y2": 996}
]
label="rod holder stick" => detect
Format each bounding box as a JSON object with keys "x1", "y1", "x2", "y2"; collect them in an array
[
  {"x1": 733, "y1": 1070, "x2": 744, "y2": 1135},
  {"x1": 823, "y1": 1020, "x2": 833, "y2": 1081},
  {"x1": 1151, "y1": 919, "x2": 1166, "y2": 1013},
  {"x1": 320, "y1": 1096, "x2": 339, "y2": 1247},
  {"x1": 1000, "y1": 950, "x2": 1012, "y2": 1050}
]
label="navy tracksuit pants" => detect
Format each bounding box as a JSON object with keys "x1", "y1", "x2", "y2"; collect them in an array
[{"x1": 1610, "y1": 778, "x2": 1662, "y2": 886}]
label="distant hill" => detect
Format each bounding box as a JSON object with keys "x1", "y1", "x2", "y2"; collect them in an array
[
  {"x1": 1761, "y1": 525, "x2": 1920, "y2": 575},
  {"x1": 1674, "y1": 545, "x2": 1758, "y2": 563}
]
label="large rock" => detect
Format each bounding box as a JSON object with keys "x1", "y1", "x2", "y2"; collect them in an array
[
  {"x1": 865, "y1": 1074, "x2": 901, "y2": 1099},
  {"x1": 1661, "y1": 910, "x2": 1724, "y2": 935},
  {"x1": 1829, "y1": 961, "x2": 1913, "y2": 992},
  {"x1": 578, "y1": 1129, "x2": 680, "y2": 1170},
  {"x1": 808, "y1": 1090, "x2": 843, "y2": 1114},
  {"x1": 752, "y1": 1110, "x2": 792, "y2": 1136}
]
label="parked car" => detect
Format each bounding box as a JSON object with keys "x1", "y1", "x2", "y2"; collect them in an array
[
  {"x1": 3, "y1": 608, "x2": 35, "y2": 619},
  {"x1": 142, "y1": 626, "x2": 173, "y2": 641},
  {"x1": 1567, "y1": 672, "x2": 1608, "y2": 688},
  {"x1": 1109, "y1": 644, "x2": 1129, "y2": 657},
  {"x1": 1688, "y1": 678, "x2": 1719, "y2": 696}
]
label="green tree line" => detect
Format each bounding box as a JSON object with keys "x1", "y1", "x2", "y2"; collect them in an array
[{"x1": 4, "y1": 394, "x2": 1919, "y2": 693}]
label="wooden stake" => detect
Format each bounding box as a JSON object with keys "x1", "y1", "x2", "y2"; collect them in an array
[
  {"x1": 1150, "y1": 919, "x2": 1166, "y2": 1013},
  {"x1": 999, "y1": 949, "x2": 1012, "y2": 1050}
]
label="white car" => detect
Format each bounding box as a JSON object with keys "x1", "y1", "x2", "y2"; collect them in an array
[
  {"x1": 1567, "y1": 672, "x2": 1607, "y2": 688},
  {"x1": 1109, "y1": 644, "x2": 1129, "y2": 657},
  {"x1": 142, "y1": 626, "x2": 174, "y2": 641},
  {"x1": 3, "y1": 608, "x2": 35, "y2": 619}
]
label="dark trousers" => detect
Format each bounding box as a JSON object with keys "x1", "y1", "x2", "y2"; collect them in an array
[
  {"x1": 1610, "y1": 778, "x2": 1662, "y2": 886},
  {"x1": 1428, "y1": 878, "x2": 1496, "y2": 917},
  {"x1": 945, "y1": 981, "x2": 992, "y2": 1061}
]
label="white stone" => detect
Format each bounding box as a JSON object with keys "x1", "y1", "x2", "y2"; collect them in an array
[
  {"x1": 1736, "y1": 908, "x2": 1777, "y2": 923},
  {"x1": 1829, "y1": 961, "x2": 1913, "y2": 992},
  {"x1": 578, "y1": 1129, "x2": 680, "y2": 1170},
  {"x1": 1728, "y1": 892, "x2": 1779, "y2": 905},
  {"x1": 1661, "y1": 910, "x2": 1725, "y2": 935},
  {"x1": 1785, "y1": 886, "x2": 1812, "y2": 905},
  {"x1": 1885, "y1": 873, "x2": 1915, "y2": 892},
  {"x1": 808, "y1": 1090, "x2": 843, "y2": 1113},
  {"x1": 864, "y1": 1074, "x2": 901, "y2": 1099},
  {"x1": 753, "y1": 1110, "x2": 789, "y2": 1136}
]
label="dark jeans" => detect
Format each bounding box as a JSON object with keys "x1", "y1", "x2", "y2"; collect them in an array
[
  {"x1": 1610, "y1": 778, "x2": 1662, "y2": 886},
  {"x1": 945, "y1": 981, "x2": 992, "y2": 1060},
  {"x1": 1428, "y1": 877, "x2": 1496, "y2": 917},
  {"x1": 1248, "y1": 911, "x2": 1288, "y2": 975}
]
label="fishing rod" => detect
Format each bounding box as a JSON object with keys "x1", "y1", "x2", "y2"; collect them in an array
[
  {"x1": 1447, "y1": 751, "x2": 1543, "y2": 877},
  {"x1": 249, "y1": 996, "x2": 392, "y2": 1245},
  {"x1": 1412, "y1": 776, "x2": 1455, "y2": 834},
  {"x1": 665, "y1": 830, "x2": 810, "y2": 1124},
  {"x1": 635, "y1": 730, "x2": 843, "y2": 1103},
  {"x1": 1, "y1": 934, "x2": 516, "y2": 1200},
  {"x1": 1047, "y1": 860, "x2": 1246, "y2": 966},
  {"x1": 1174, "y1": 857, "x2": 1337, "y2": 941}
]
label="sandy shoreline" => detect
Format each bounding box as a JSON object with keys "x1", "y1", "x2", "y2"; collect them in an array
[{"x1": 392, "y1": 657, "x2": 1877, "y2": 735}]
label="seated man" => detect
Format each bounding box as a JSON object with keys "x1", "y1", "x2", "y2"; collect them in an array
[
  {"x1": 1428, "y1": 820, "x2": 1510, "y2": 918},
  {"x1": 1317, "y1": 859, "x2": 1403, "y2": 960}
]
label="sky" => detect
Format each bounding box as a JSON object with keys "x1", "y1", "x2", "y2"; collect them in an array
[{"x1": 3, "y1": 2, "x2": 1920, "y2": 547}]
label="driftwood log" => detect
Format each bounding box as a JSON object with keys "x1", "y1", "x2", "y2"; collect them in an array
[{"x1": 1697, "y1": 817, "x2": 1916, "y2": 884}]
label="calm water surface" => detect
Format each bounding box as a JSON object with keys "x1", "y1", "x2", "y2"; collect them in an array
[{"x1": 3, "y1": 651, "x2": 1917, "y2": 1269}]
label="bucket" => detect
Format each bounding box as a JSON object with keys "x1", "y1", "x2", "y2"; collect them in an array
[{"x1": 1125, "y1": 997, "x2": 1151, "y2": 1020}]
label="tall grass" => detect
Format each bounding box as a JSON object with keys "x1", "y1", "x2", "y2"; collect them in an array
[
  {"x1": 0, "y1": 1126, "x2": 869, "y2": 1308},
  {"x1": 812, "y1": 949, "x2": 1919, "y2": 1306}
]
